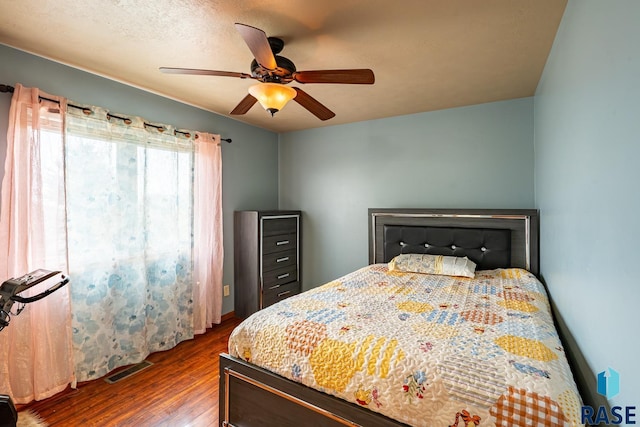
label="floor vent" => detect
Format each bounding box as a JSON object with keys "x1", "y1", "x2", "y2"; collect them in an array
[{"x1": 104, "y1": 360, "x2": 153, "y2": 384}]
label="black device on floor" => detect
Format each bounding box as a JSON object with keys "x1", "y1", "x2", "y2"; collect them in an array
[
  {"x1": 0, "y1": 269, "x2": 70, "y2": 427},
  {"x1": 0, "y1": 269, "x2": 68, "y2": 331},
  {"x1": 0, "y1": 394, "x2": 17, "y2": 427}
]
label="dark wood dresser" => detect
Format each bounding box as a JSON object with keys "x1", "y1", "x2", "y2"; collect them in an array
[{"x1": 234, "y1": 210, "x2": 301, "y2": 318}]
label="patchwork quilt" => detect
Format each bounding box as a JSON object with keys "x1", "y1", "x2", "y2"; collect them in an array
[{"x1": 228, "y1": 265, "x2": 584, "y2": 426}]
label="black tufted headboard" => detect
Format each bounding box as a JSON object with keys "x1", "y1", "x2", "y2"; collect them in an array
[
  {"x1": 369, "y1": 209, "x2": 539, "y2": 275},
  {"x1": 383, "y1": 225, "x2": 511, "y2": 270}
]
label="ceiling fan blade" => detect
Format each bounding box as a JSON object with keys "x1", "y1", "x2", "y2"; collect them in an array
[
  {"x1": 293, "y1": 88, "x2": 335, "y2": 121},
  {"x1": 235, "y1": 23, "x2": 277, "y2": 70},
  {"x1": 160, "y1": 67, "x2": 253, "y2": 79},
  {"x1": 230, "y1": 94, "x2": 258, "y2": 115},
  {"x1": 293, "y1": 69, "x2": 375, "y2": 84}
]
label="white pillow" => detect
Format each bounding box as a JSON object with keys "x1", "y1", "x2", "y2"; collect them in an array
[{"x1": 388, "y1": 253, "x2": 476, "y2": 278}]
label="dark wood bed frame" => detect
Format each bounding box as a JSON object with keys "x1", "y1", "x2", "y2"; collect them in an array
[{"x1": 219, "y1": 208, "x2": 539, "y2": 427}]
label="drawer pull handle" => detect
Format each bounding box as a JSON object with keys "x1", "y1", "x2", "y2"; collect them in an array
[
  {"x1": 268, "y1": 284, "x2": 281, "y2": 290},
  {"x1": 276, "y1": 240, "x2": 289, "y2": 246},
  {"x1": 278, "y1": 290, "x2": 291, "y2": 298},
  {"x1": 277, "y1": 273, "x2": 290, "y2": 279},
  {"x1": 276, "y1": 257, "x2": 289, "y2": 263}
]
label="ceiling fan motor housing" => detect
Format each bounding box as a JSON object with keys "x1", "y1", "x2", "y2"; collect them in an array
[
  {"x1": 250, "y1": 36, "x2": 297, "y2": 84},
  {"x1": 267, "y1": 37, "x2": 284, "y2": 54},
  {"x1": 250, "y1": 56, "x2": 297, "y2": 83}
]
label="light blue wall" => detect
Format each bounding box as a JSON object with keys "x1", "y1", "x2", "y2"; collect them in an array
[
  {"x1": 279, "y1": 98, "x2": 535, "y2": 289},
  {"x1": 534, "y1": 0, "x2": 639, "y2": 408},
  {"x1": 0, "y1": 44, "x2": 280, "y2": 315}
]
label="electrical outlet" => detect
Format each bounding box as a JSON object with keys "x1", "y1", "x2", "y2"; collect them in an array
[{"x1": 223, "y1": 285, "x2": 230, "y2": 297}]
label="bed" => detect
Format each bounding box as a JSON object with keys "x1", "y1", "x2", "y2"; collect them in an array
[{"x1": 219, "y1": 209, "x2": 584, "y2": 426}]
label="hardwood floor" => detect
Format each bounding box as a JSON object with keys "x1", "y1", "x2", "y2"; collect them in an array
[{"x1": 18, "y1": 315, "x2": 242, "y2": 427}]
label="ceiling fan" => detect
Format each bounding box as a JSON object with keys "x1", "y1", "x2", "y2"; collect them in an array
[{"x1": 160, "y1": 23, "x2": 375, "y2": 120}]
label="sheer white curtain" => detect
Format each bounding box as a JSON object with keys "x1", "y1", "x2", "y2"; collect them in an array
[
  {"x1": 0, "y1": 84, "x2": 75, "y2": 403},
  {"x1": 65, "y1": 104, "x2": 223, "y2": 381},
  {"x1": 0, "y1": 84, "x2": 223, "y2": 399}
]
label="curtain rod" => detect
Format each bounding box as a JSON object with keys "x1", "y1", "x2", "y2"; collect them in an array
[{"x1": 0, "y1": 84, "x2": 232, "y2": 143}]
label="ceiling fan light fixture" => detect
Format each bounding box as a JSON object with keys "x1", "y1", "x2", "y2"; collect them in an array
[{"x1": 248, "y1": 83, "x2": 296, "y2": 116}]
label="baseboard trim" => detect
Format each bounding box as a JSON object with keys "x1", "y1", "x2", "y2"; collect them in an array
[{"x1": 221, "y1": 311, "x2": 236, "y2": 322}]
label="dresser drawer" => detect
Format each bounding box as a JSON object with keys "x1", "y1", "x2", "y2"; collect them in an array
[
  {"x1": 262, "y1": 216, "x2": 298, "y2": 236},
  {"x1": 262, "y1": 249, "x2": 297, "y2": 272},
  {"x1": 262, "y1": 265, "x2": 297, "y2": 289},
  {"x1": 263, "y1": 233, "x2": 297, "y2": 255},
  {"x1": 263, "y1": 281, "x2": 300, "y2": 308}
]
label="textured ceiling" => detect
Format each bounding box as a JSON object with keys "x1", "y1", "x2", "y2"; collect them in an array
[{"x1": 0, "y1": 0, "x2": 567, "y2": 133}]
